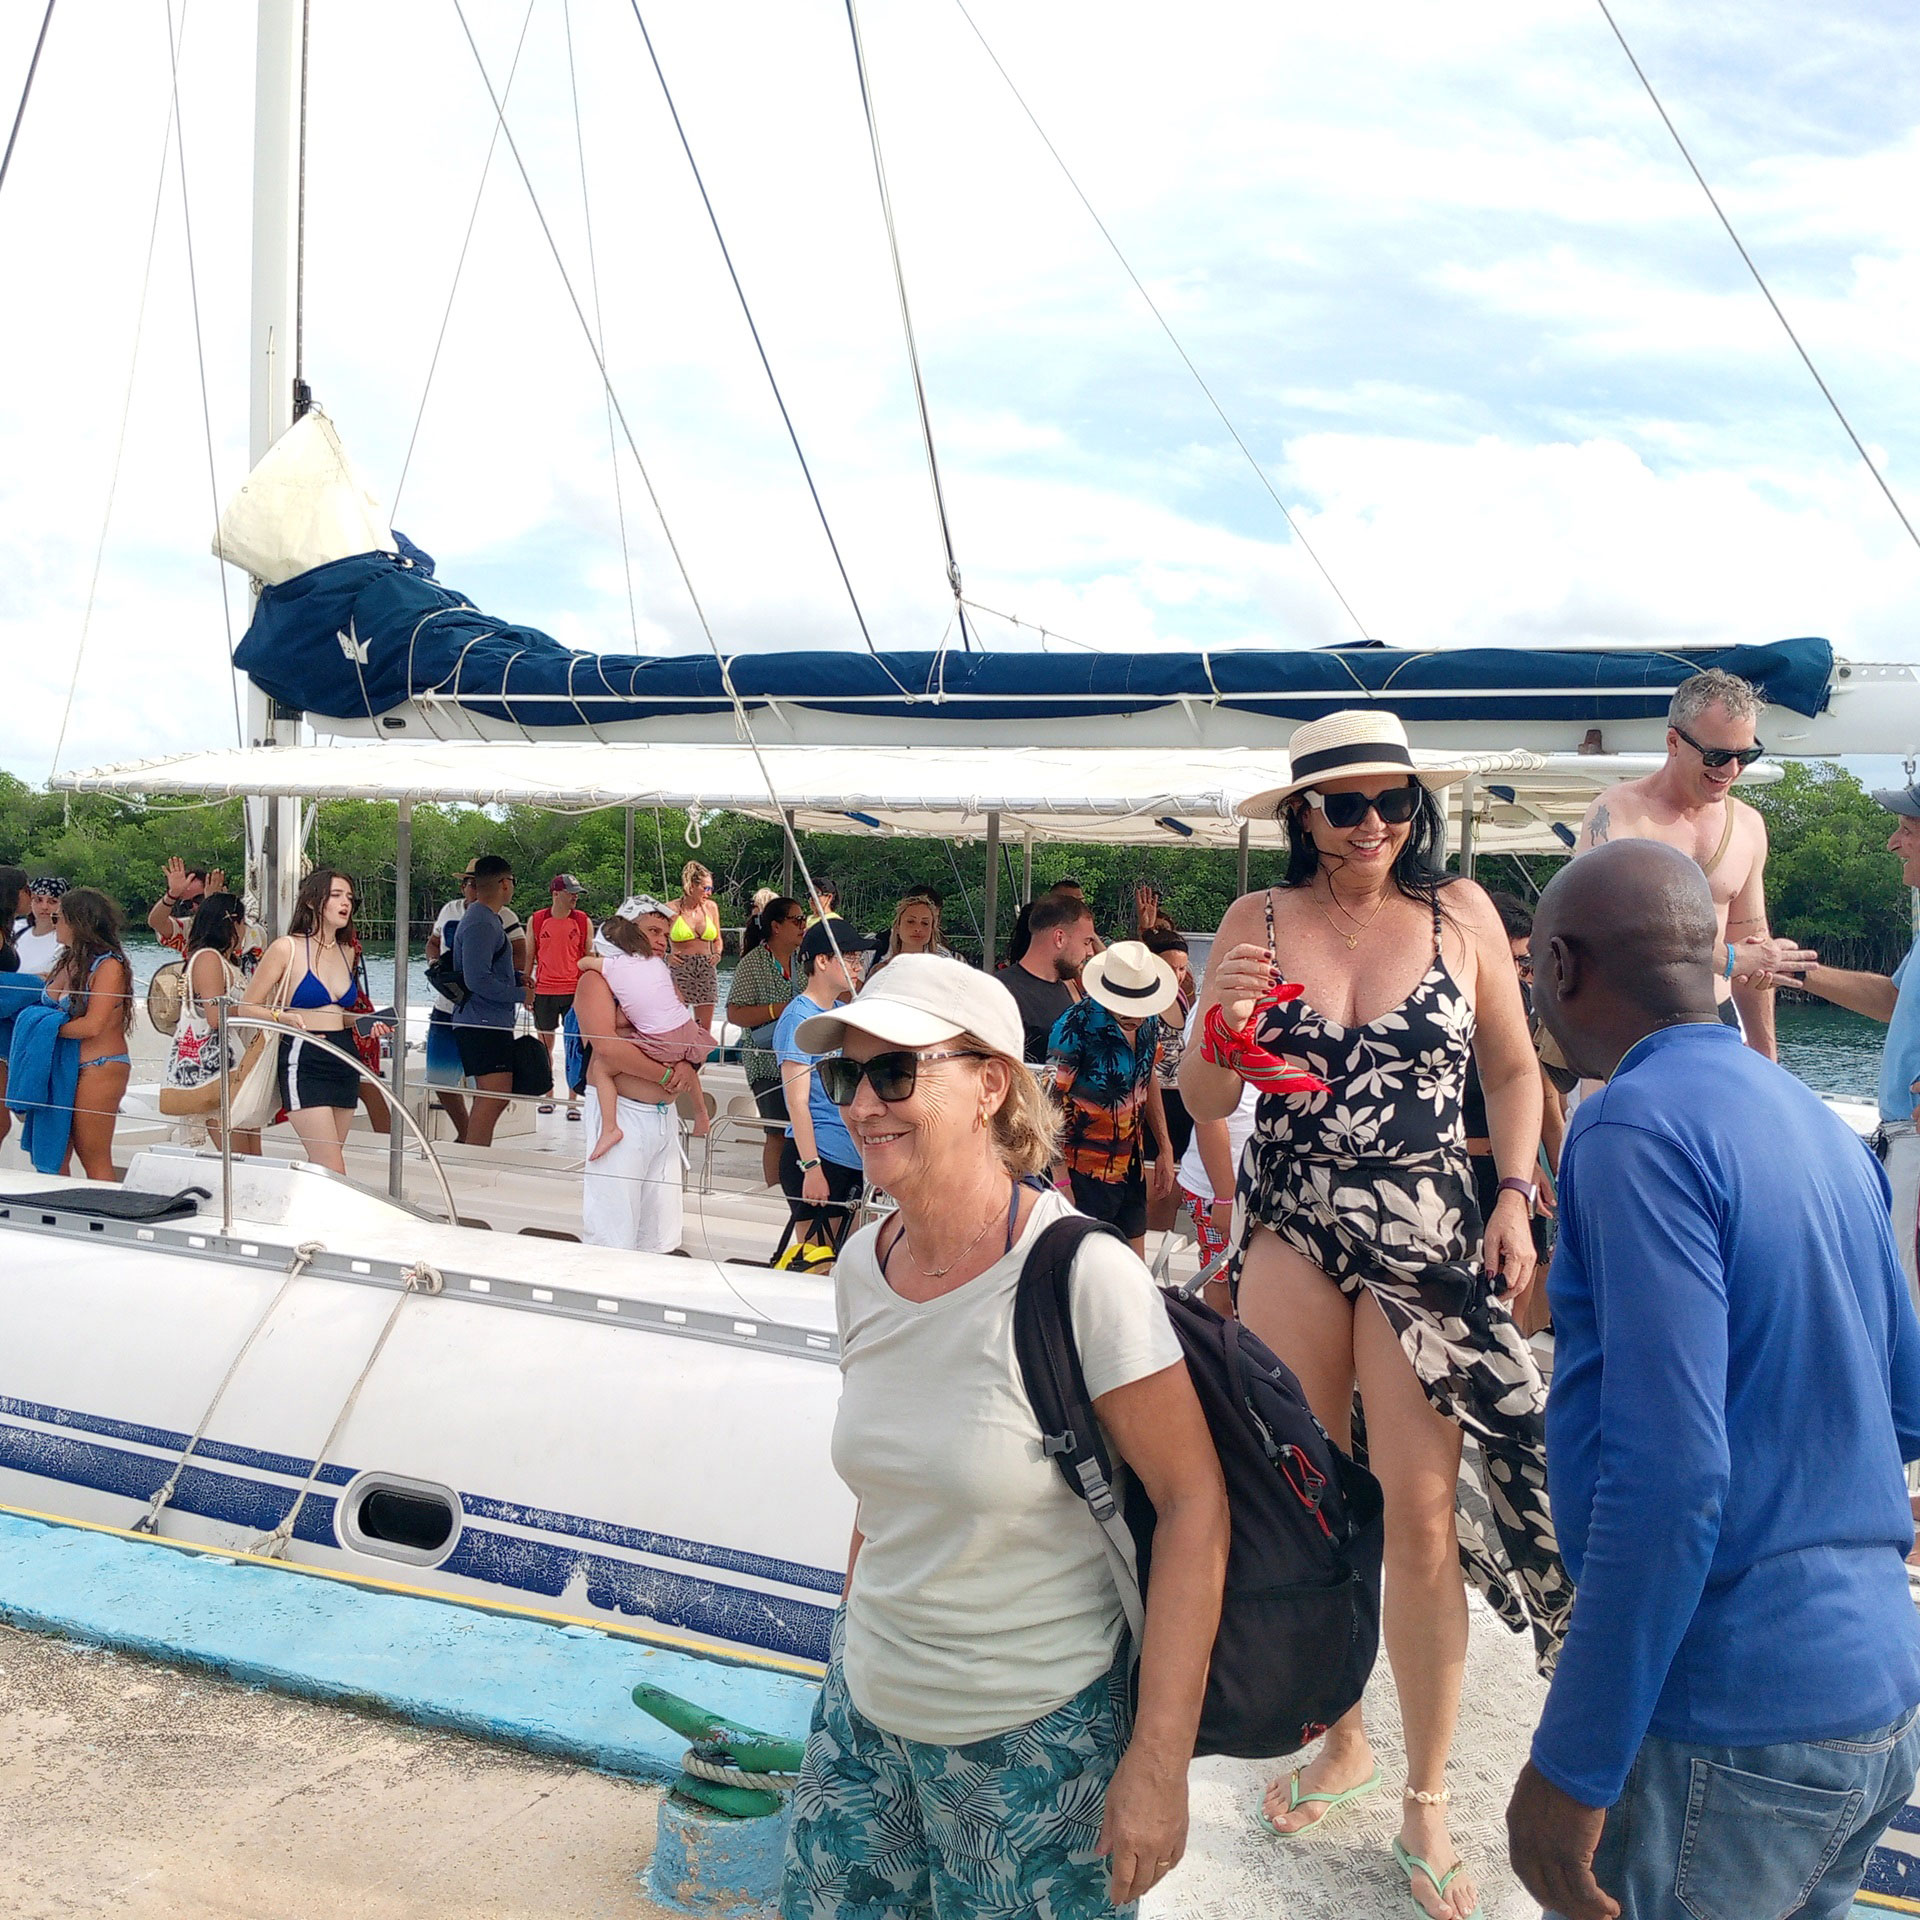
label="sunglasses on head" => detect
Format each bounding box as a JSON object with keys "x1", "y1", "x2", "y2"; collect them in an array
[
  {"x1": 1674, "y1": 724, "x2": 1765, "y2": 770},
  {"x1": 1304, "y1": 783, "x2": 1421, "y2": 829},
  {"x1": 818, "y1": 1048, "x2": 982, "y2": 1107}
]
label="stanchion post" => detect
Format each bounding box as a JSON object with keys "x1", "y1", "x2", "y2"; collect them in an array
[
  {"x1": 218, "y1": 996, "x2": 234, "y2": 1237},
  {"x1": 389, "y1": 799, "x2": 412, "y2": 1201}
]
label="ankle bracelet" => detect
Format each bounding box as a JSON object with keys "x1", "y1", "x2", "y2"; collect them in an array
[{"x1": 1404, "y1": 1785, "x2": 1450, "y2": 1806}]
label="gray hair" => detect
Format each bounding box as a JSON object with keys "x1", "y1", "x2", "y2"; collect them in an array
[{"x1": 1669, "y1": 669, "x2": 1762, "y2": 732}]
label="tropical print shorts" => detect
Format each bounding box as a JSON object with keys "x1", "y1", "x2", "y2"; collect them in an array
[{"x1": 780, "y1": 1619, "x2": 1136, "y2": 1920}]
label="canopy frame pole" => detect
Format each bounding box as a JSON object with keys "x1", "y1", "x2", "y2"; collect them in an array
[
  {"x1": 388, "y1": 798, "x2": 411, "y2": 1201},
  {"x1": 1457, "y1": 776, "x2": 1478, "y2": 880},
  {"x1": 982, "y1": 811, "x2": 1001, "y2": 969},
  {"x1": 1021, "y1": 831, "x2": 1033, "y2": 904},
  {"x1": 623, "y1": 807, "x2": 634, "y2": 901},
  {"x1": 1236, "y1": 822, "x2": 1250, "y2": 898},
  {"x1": 782, "y1": 811, "x2": 795, "y2": 898}
]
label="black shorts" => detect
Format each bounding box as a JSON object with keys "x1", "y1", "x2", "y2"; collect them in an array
[
  {"x1": 1150, "y1": 1087, "x2": 1194, "y2": 1164},
  {"x1": 1069, "y1": 1166, "x2": 1147, "y2": 1242},
  {"x1": 280, "y1": 1031, "x2": 360, "y2": 1112},
  {"x1": 778, "y1": 1137, "x2": 863, "y2": 1248},
  {"x1": 532, "y1": 991, "x2": 574, "y2": 1034},
  {"x1": 752, "y1": 1080, "x2": 789, "y2": 1125},
  {"x1": 454, "y1": 1023, "x2": 517, "y2": 1081}
]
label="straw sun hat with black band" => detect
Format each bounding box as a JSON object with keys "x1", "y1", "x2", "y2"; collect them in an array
[{"x1": 1240, "y1": 710, "x2": 1472, "y2": 820}]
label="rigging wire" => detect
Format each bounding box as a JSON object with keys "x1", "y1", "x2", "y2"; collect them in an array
[
  {"x1": 0, "y1": 0, "x2": 55, "y2": 202},
  {"x1": 562, "y1": 0, "x2": 641, "y2": 649},
  {"x1": 294, "y1": 0, "x2": 310, "y2": 400},
  {"x1": 447, "y1": 0, "x2": 863, "y2": 981},
  {"x1": 842, "y1": 0, "x2": 975, "y2": 652},
  {"x1": 392, "y1": 0, "x2": 539, "y2": 517},
  {"x1": 947, "y1": 0, "x2": 1371, "y2": 640},
  {"x1": 163, "y1": 0, "x2": 243, "y2": 748},
  {"x1": 50, "y1": 8, "x2": 182, "y2": 783},
  {"x1": 621, "y1": 0, "x2": 912, "y2": 696},
  {"x1": 1594, "y1": 0, "x2": 1920, "y2": 558}
]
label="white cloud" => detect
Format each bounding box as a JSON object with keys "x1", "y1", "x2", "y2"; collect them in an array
[{"x1": 2, "y1": 0, "x2": 1919, "y2": 782}]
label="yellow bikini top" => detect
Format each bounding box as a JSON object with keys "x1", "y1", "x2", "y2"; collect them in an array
[{"x1": 669, "y1": 903, "x2": 719, "y2": 943}]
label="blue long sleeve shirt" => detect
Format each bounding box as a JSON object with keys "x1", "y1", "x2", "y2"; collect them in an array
[
  {"x1": 1535, "y1": 1021, "x2": 1920, "y2": 1808},
  {"x1": 452, "y1": 902, "x2": 518, "y2": 1030}
]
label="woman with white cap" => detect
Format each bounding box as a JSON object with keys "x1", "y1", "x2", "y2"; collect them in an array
[
  {"x1": 1182, "y1": 709, "x2": 1563, "y2": 1920},
  {"x1": 780, "y1": 954, "x2": 1227, "y2": 1920}
]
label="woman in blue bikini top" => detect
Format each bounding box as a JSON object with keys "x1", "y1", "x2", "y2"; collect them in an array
[
  {"x1": 40, "y1": 886, "x2": 135, "y2": 1183},
  {"x1": 242, "y1": 868, "x2": 387, "y2": 1174}
]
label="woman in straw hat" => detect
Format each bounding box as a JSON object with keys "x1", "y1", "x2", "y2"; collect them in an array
[
  {"x1": 1182, "y1": 709, "x2": 1565, "y2": 1920},
  {"x1": 780, "y1": 954, "x2": 1227, "y2": 1920}
]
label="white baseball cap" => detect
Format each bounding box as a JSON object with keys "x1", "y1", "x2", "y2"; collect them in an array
[{"x1": 794, "y1": 952, "x2": 1024, "y2": 1059}]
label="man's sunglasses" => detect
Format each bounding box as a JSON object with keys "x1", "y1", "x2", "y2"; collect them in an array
[
  {"x1": 1673, "y1": 724, "x2": 1765, "y2": 770},
  {"x1": 1304, "y1": 783, "x2": 1421, "y2": 829},
  {"x1": 818, "y1": 1048, "x2": 982, "y2": 1107}
]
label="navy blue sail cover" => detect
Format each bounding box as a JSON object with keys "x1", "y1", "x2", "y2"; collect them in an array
[{"x1": 232, "y1": 538, "x2": 1835, "y2": 729}]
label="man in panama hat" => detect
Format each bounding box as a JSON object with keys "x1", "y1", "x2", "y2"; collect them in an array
[{"x1": 1048, "y1": 939, "x2": 1182, "y2": 1256}]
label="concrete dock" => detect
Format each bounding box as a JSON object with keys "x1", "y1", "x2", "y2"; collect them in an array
[{"x1": 0, "y1": 1621, "x2": 679, "y2": 1919}]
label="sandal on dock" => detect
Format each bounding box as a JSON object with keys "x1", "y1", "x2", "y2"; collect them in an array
[
  {"x1": 1391, "y1": 1837, "x2": 1480, "y2": 1920},
  {"x1": 1255, "y1": 1764, "x2": 1382, "y2": 1838}
]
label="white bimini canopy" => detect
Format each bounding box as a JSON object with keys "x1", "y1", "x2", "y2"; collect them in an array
[{"x1": 51, "y1": 739, "x2": 1780, "y2": 856}]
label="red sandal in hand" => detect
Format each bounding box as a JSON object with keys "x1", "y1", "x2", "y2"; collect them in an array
[{"x1": 1200, "y1": 988, "x2": 1330, "y2": 1096}]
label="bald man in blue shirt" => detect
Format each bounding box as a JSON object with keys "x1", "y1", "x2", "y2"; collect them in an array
[{"x1": 1508, "y1": 839, "x2": 1920, "y2": 1920}]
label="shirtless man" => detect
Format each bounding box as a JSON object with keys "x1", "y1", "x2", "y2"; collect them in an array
[{"x1": 1572, "y1": 669, "x2": 1813, "y2": 1060}]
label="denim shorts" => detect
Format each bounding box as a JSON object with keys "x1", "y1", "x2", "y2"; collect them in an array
[
  {"x1": 1565, "y1": 1701, "x2": 1920, "y2": 1920},
  {"x1": 781, "y1": 1616, "x2": 1135, "y2": 1920}
]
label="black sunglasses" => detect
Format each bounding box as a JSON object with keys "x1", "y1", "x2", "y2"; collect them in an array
[
  {"x1": 1673, "y1": 724, "x2": 1765, "y2": 770},
  {"x1": 1306, "y1": 783, "x2": 1421, "y2": 829},
  {"x1": 818, "y1": 1048, "x2": 983, "y2": 1107}
]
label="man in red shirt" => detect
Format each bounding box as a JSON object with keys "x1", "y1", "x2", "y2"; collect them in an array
[{"x1": 527, "y1": 874, "x2": 592, "y2": 1114}]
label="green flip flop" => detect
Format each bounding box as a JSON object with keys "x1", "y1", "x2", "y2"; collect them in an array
[
  {"x1": 1391, "y1": 1837, "x2": 1482, "y2": 1920},
  {"x1": 1255, "y1": 1763, "x2": 1383, "y2": 1838}
]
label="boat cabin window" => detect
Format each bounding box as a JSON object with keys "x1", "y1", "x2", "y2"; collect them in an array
[{"x1": 337, "y1": 1471, "x2": 463, "y2": 1568}]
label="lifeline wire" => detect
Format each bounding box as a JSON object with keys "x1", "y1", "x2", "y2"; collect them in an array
[
  {"x1": 392, "y1": 0, "x2": 539, "y2": 517},
  {"x1": 0, "y1": 0, "x2": 55, "y2": 202},
  {"x1": 563, "y1": 0, "x2": 641, "y2": 648},
  {"x1": 163, "y1": 0, "x2": 243, "y2": 748},
  {"x1": 447, "y1": 0, "x2": 862, "y2": 970},
  {"x1": 843, "y1": 0, "x2": 975, "y2": 652},
  {"x1": 50, "y1": 7, "x2": 182, "y2": 783},
  {"x1": 1595, "y1": 0, "x2": 1920, "y2": 557},
  {"x1": 621, "y1": 0, "x2": 912, "y2": 696},
  {"x1": 949, "y1": 0, "x2": 1370, "y2": 640}
]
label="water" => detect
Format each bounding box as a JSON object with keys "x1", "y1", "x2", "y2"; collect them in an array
[
  {"x1": 1774, "y1": 999, "x2": 1885, "y2": 1103},
  {"x1": 122, "y1": 933, "x2": 434, "y2": 1008}
]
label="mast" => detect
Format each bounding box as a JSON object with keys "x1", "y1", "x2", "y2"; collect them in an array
[{"x1": 244, "y1": 0, "x2": 305, "y2": 937}]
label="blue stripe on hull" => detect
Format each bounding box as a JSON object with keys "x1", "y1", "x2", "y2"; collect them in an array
[
  {"x1": 0, "y1": 1394, "x2": 354, "y2": 1486},
  {"x1": 0, "y1": 1408, "x2": 836, "y2": 1664}
]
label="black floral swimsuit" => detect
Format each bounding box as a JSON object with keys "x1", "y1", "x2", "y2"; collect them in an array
[{"x1": 1233, "y1": 888, "x2": 1571, "y2": 1669}]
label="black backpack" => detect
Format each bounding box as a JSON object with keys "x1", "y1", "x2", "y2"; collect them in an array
[
  {"x1": 425, "y1": 949, "x2": 469, "y2": 1008},
  {"x1": 1013, "y1": 1215, "x2": 1384, "y2": 1760}
]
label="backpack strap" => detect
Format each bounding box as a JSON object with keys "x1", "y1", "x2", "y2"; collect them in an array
[{"x1": 1012, "y1": 1215, "x2": 1147, "y2": 1643}]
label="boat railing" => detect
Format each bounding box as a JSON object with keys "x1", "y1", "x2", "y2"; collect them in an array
[{"x1": 215, "y1": 1006, "x2": 460, "y2": 1233}]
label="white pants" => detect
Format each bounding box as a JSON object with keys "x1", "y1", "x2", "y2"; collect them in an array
[
  {"x1": 580, "y1": 1089, "x2": 684, "y2": 1254},
  {"x1": 1885, "y1": 1129, "x2": 1920, "y2": 1320}
]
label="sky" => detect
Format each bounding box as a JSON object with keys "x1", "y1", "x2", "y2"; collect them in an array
[{"x1": 0, "y1": 0, "x2": 1917, "y2": 785}]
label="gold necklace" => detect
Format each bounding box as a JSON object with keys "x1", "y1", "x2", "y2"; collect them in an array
[
  {"x1": 1313, "y1": 882, "x2": 1390, "y2": 951},
  {"x1": 903, "y1": 1185, "x2": 1013, "y2": 1278}
]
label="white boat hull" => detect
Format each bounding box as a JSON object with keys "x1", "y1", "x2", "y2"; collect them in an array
[{"x1": 0, "y1": 1155, "x2": 849, "y2": 1671}]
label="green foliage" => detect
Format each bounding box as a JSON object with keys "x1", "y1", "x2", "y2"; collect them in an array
[
  {"x1": 1745, "y1": 761, "x2": 1911, "y2": 965},
  {"x1": 0, "y1": 759, "x2": 1904, "y2": 967}
]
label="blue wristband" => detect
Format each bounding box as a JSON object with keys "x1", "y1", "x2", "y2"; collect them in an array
[{"x1": 1724, "y1": 942, "x2": 1738, "y2": 980}]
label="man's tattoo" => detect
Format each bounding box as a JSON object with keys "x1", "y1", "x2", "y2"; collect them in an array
[{"x1": 1588, "y1": 803, "x2": 1610, "y2": 845}]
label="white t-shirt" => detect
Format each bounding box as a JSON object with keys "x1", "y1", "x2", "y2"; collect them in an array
[
  {"x1": 1174, "y1": 1001, "x2": 1259, "y2": 1203},
  {"x1": 430, "y1": 898, "x2": 521, "y2": 1013},
  {"x1": 12, "y1": 926, "x2": 62, "y2": 978},
  {"x1": 831, "y1": 1186, "x2": 1183, "y2": 1745}
]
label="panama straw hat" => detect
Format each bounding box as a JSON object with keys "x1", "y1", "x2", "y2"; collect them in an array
[
  {"x1": 1081, "y1": 940, "x2": 1181, "y2": 1021},
  {"x1": 1239, "y1": 709, "x2": 1473, "y2": 820}
]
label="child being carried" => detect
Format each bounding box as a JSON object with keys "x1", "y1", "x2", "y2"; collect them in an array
[{"x1": 577, "y1": 917, "x2": 714, "y2": 1161}]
